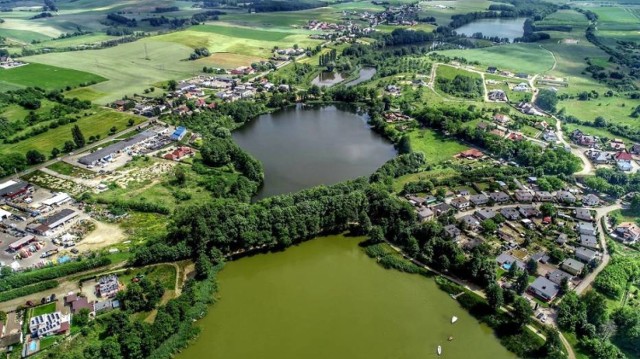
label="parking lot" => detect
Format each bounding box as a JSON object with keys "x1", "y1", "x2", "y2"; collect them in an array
[{"x1": 0, "y1": 186, "x2": 90, "y2": 271}]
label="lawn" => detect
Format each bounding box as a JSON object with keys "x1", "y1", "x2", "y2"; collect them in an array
[
  {"x1": 408, "y1": 128, "x2": 469, "y2": 163},
  {"x1": 63, "y1": 88, "x2": 107, "y2": 102},
  {"x1": 31, "y1": 302, "x2": 56, "y2": 317},
  {"x1": 436, "y1": 43, "x2": 555, "y2": 74},
  {"x1": 1, "y1": 99, "x2": 57, "y2": 123},
  {"x1": 0, "y1": 63, "x2": 106, "y2": 91},
  {"x1": 393, "y1": 167, "x2": 459, "y2": 192},
  {"x1": 0, "y1": 108, "x2": 144, "y2": 156}
]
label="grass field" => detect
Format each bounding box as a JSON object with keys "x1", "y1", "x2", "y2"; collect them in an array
[
  {"x1": 1, "y1": 99, "x2": 57, "y2": 123},
  {"x1": 63, "y1": 88, "x2": 107, "y2": 102},
  {"x1": 0, "y1": 108, "x2": 144, "y2": 156},
  {"x1": 436, "y1": 44, "x2": 555, "y2": 75},
  {"x1": 119, "y1": 264, "x2": 177, "y2": 290},
  {"x1": 0, "y1": 63, "x2": 106, "y2": 92},
  {"x1": 408, "y1": 128, "x2": 469, "y2": 163},
  {"x1": 31, "y1": 302, "x2": 56, "y2": 317},
  {"x1": 535, "y1": 10, "x2": 590, "y2": 27},
  {"x1": 559, "y1": 96, "x2": 640, "y2": 128},
  {"x1": 47, "y1": 161, "x2": 95, "y2": 177}
]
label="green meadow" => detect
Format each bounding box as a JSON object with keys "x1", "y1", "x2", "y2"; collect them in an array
[
  {"x1": 435, "y1": 44, "x2": 555, "y2": 74},
  {"x1": 0, "y1": 63, "x2": 106, "y2": 92},
  {"x1": 0, "y1": 108, "x2": 144, "y2": 156},
  {"x1": 408, "y1": 128, "x2": 470, "y2": 164}
]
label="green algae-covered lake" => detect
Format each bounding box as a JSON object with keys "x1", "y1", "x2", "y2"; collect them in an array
[{"x1": 177, "y1": 235, "x2": 515, "y2": 359}]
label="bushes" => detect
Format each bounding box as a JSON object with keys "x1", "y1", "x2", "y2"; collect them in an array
[
  {"x1": 0, "y1": 280, "x2": 58, "y2": 302},
  {"x1": 593, "y1": 257, "x2": 640, "y2": 298},
  {"x1": 96, "y1": 198, "x2": 171, "y2": 215},
  {"x1": 0, "y1": 257, "x2": 111, "y2": 293}
]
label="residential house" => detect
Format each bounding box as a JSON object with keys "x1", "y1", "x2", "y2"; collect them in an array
[
  {"x1": 514, "y1": 190, "x2": 533, "y2": 203},
  {"x1": 542, "y1": 131, "x2": 558, "y2": 142},
  {"x1": 546, "y1": 269, "x2": 573, "y2": 285},
  {"x1": 519, "y1": 206, "x2": 540, "y2": 218},
  {"x1": 513, "y1": 83, "x2": 529, "y2": 92},
  {"x1": 575, "y1": 247, "x2": 598, "y2": 263},
  {"x1": 97, "y1": 275, "x2": 120, "y2": 298},
  {"x1": 418, "y1": 207, "x2": 434, "y2": 222},
  {"x1": 493, "y1": 114, "x2": 511, "y2": 125},
  {"x1": 610, "y1": 139, "x2": 626, "y2": 151},
  {"x1": 580, "y1": 234, "x2": 599, "y2": 249},
  {"x1": 94, "y1": 299, "x2": 120, "y2": 314},
  {"x1": 630, "y1": 144, "x2": 640, "y2": 155},
  {"x1": 431, "y1": 203, "x2": 453, "y2": 216},
  {"x1": 562, "y1": 258, "x2": 585, "y2": 276},
  {"x1": 489, "y1": 191, "x2": 510, "y2": 203},
  {"x1": 582, "y1": 194, "x2": 600, "y2": 207},
  {"x1": 470, "y1": 194, "x2": 489, "y2": 206},
  {"x1": 164, "y1": 147, "x2": 194, "y2": 161},
  {"x1": 29, "y1": 312, "x2": 70, "y2": 337},
  {"x1": 69, "y1": 296, "x2": 95, "y2": 315},
  {"x1": 490, "y1": 129, "x2": 506, "y2": 138},
  {"x1": 516, "y1": 73, "x2": 528, "y2": 79},
  {"x1": 474, "y1": 208, "x2": 496, "y2": 221},
  {"x1": 405, "y1": 195, "x2": 425, "y2": 207},
  {"x1": 476, "y1": 122, "x2": 491, "y2": 132},
  {"x1": 575, "y1": 208, "x2": 593, "y2": 222},
  {"x1": 535, "y1": 191, "x2": 554, "y2": 202},
  {"x1": 507, "y1": 132, "x2": 524, "y2": 141},
  {"x1": 577, "y1": 222, "x2": 596, "y2": 236},
  {"x1": 615, "y1": 151, "x2": 633, "y2": 171},
  {"x1": 588, "y1": 150, "x2": 611, "y2": 164},
  {"x1": 456, "y1": 149, "x2": 485, "y2": 159},
  {"x1": 556, "y1": 190, "x2": 577, "y2": 204},
  {"x1": 487, "y1": 66, "x2": 498, "y2": 74},
  {"x1": 443, "y1": 224, "x2": 461, "y2": 239},
  {"x1": 496, "y1": 252, "x2": 525, "y2": 271},
  {"x1": 615, "y1": 222, "x2": 640, "y2": 244},
  {"x1": 500, "y1": 207, "x2": 520, "y2": 220},
  {"x1": 460, "y1": 215, "x2": 480, "y2": 230},
  {"x1": 451, "y1": 196, "x2": 470, "y2": 210},
  {"x1": 528, "y1": 276, "x2": 560, "y2": 302},
  {"x1": 488, "y1": 90, "x2": 507, "y2": 102},
  {"x1": 556, "y1": 233, "x2": 568, "y2": 245}
]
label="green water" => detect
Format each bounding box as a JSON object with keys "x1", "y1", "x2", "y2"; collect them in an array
[{"x1": 177, "y1": 235, "x2": 515, "y2": 359}]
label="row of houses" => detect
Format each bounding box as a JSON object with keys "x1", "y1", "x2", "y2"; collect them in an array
[{"x1": 586, "y1": 149, "x2": 635, "y2": 171}]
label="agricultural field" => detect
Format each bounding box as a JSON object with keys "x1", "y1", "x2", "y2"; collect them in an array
[
  {"x1": 436, "y1": 44, "x2": 555, "y2": 75},
  {"x1": 588, "y1": 6, "x2": 640, "y2": 30},
  {"x1": 24, "y1": 40, "x2": 203, "y2": 104},
  {"x1": 0, "y1": 107, "x2": 144, "y2": 156},
  {"x1": 418, "y1": 0, "x2": 496, "y2": 25},
  {"x1": 535, "y1": 9, "x2": 590, "y2": 27},
  {"x1": 0, "y1": 63, "x2": 106, "y2": 92}
]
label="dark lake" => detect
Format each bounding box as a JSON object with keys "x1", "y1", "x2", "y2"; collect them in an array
[
  {"x1": 232, "y1": 104, "x2": 396, "y2": 199},
  {"x1": 455, "y1": 18, "x2": 527, "y2": 42}
]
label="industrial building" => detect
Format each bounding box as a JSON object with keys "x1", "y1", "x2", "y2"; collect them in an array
[{"x1": 78, "y1": 130, "x2": 157, "y2": 166}]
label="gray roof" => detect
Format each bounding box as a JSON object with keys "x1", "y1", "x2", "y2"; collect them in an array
[
  {"x1": 575, "y1": 208, "x2": 592, "y2": 220},
  {"x1": 562, "y1": 258, "x2": 585, "y2": 272},
  {"x1": 79, "y1": 130, "x2": 156, "y2": 165},
  {"x1": 578, "y1": 222, "x2": 596, "y2": 234},
  {"x1": 489, "y1": 191, "x2": 510, "y2": 202},
  {"x1": 475, "y1": 208, "x2": 496, "y2": 221},
  {"x1": 42, "y1": 209, "x2": 76, "y2": 227},
  {"x1": 500, "y1": 207, "x2": 520, "y2": 219},
  {"x1": 529, "y1": 276, "x2": 560, "y2": 300},
  {"x1": 557, "y1": 233, "x2": 568, "y2": 244},
  {"x1": 547, "y1": 269, "x2": 573, "y2": 285},
  {"x1": 418, "y1": 207, "x2": 434, "y2": 219},
  {"x1": 575, "y1": 247, "x2": 597, "y2": 262},
  {"x1": 461, "y1": 215, "x2": 480, "y2": 227},
  {"x1": 444, "y1": 224, "x2": 461, "y2": 238},
  {"x1": 580, "y1": 234, "x2": 598, "y2": 249},
  {"x1": 0, "y1": 181, "x2": 29, "y2": 197},
  {"x1": 470, "y1": 194, "x2": 489, "y2": 204}
]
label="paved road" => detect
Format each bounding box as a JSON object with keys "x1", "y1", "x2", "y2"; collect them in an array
[{"x1": 554, "y1": 116, "x2": 594, "y2": 176}]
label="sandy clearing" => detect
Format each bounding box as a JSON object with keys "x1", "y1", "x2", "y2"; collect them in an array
[{"x1": 76, "y1": 221, "x2": 125, "y2": 251}]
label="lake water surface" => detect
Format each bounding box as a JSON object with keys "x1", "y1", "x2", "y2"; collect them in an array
[
  {"x1": 176, "y1": 235, "x2": 516, "y2": 359},
  {"x1": 233, "y1": 104, "x2": 396, "y2": 199},
  {"x1": 344, "y1": 67, "x2": 377, "y2": 87},
  {"x1": 311, "y1": 71, "x2": 346, "y2": 87},
  {"x1": 455, "y1": 18, "x2": 527, "y2": 41}
]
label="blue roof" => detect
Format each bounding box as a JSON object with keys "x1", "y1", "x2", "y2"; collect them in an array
[{"x1": 173, "y1": 127, "x2": 186, "y2": 135}]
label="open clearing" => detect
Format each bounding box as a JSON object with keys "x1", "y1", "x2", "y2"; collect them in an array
[
  {"x1": 0, "y1": 63, "x2": 106, "y2": 92},
  {"x1": 76, "y1": 221, "x2": 126, "y2": 252},
  {"x1": 409, "y1": 128, "x2": 469, "y2": 163}
]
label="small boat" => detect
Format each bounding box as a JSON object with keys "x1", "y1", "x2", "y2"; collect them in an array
[
  {"x1": 451, "y1": 316, "x2": 458, "y2": 324},
  {"x1": 437, "y1": 345, "x2": 442, "y2": 356},
  {"x1": 448, "y1": 336, "x2": 454, "y2": 341}
]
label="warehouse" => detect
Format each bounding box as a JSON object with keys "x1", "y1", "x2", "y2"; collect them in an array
[
  {"x1": 0, "y1": 181, "x2": 30, "y2": 199},
  {"x1": 43, "y1": 209, "x2": 78, "y2": 229},
  {"x1": 8, "y1": 235, "x2": 36, "y2": 252},
  {"x1": 78, "y1": 130, "x2": 157, "y2": 166},
  {"x1": 42, "y1": 193, "x2": 71, "y2": 207}
]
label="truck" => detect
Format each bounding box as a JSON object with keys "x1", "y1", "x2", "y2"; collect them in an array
[{"x1": 40, "y1": 249, "x2": 59, "y2": 258}]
